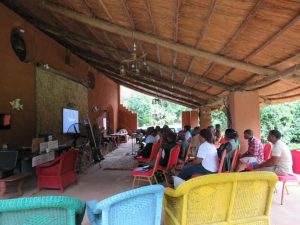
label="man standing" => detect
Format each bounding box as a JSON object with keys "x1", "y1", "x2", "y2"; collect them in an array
[
  {"x1": 253, "y1": 130, "x2": 293, "y2": 176},
  {"x1": 237, "y1": 129, "x2": 264, "y2": 171}
]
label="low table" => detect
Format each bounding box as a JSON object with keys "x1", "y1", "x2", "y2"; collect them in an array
[{"x1": 0, "y1": 173, "x2": 31, "y2": 198}]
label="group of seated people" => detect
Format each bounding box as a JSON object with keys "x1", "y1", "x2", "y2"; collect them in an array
[{"x1": 134, "y1": 124, "x2": 293, "y2": 186}]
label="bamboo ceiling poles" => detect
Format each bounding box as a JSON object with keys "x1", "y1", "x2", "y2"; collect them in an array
[
  {"x1": 96, "y1": 66, "x2": 200, "y2": 108},
  {"x1": 36, "y1": 22, "x2": 233, "y2": 91},
  {"x1": 39, "y1": 0, "x2": 276, "y2": 76}
]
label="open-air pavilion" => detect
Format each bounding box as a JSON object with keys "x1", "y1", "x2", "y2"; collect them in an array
[{"x1": 0, "y1": 0, "x2": 300, "y2": 225}]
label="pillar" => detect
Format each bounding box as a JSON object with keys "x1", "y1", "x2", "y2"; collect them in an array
[
  {"x1": 228, "y1": 91, "x2": 260, "y2": 152},
  {"x1": 190, "y1": 110, "x2": 200, "y2": 128},
  {"x1": 182, "y1": 111, "x2": 191, "y2": 128},
  {"x1": 200, "y1": 109, "x2": 212, "y2": 129}
]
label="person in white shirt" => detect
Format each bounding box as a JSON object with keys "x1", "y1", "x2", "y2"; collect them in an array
[
  {"x1": 253, "y1": 130, "x2": 293, "y2": 175},
  {"x1": 184, "y1": 125, "x2": 192, "y2": 142},
  {"x1": 178, "y1": 129, "x2": 219, "y2": 180}
]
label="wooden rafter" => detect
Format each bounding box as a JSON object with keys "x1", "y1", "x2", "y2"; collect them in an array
[
  {"x1": 108, "y1": 77, "x2": 197, "y2": 108},
  {"x1": 39, "y1": 0, "x2": 276, "y2": 75},
  {"x1": 218, "y1": 12, "x2": 300, "y2": 86},
  {"x1": 172, "y1": 0, "x2": 182, "y2": 82},
  {"x1": 144, "y1": 0, "x2": 161, "y2": 68},
  {"x1": 147, "y1": 61, "x2": 232, "y2": 91},
  {"x1": 80, "y1": 1, "x2": 120, "y2": 62},
  {"x1": 246, "y1": 13, "x2": 300, "y2": 60},
  {"x1": 202, "y1": 0, "x2": 264, "y2": 91},
  {"x1": 120, "y1": 0, "x2": 135, "y2": 28},
  {"x1": 85, "y1": 55, "x2": 211, "y2": 103},
  {"x1": 186, "y1": 0, "x2": 217, "y2": 74},
  {"x1": 97, "y1": 0, "x2": 130, "y2": 51},
  {"x1": 97, "y1": 66, "x2": 200, "y2": 107},
  {"x1": 36, "y1": 22, "x2": 232, "y2": 91},
  {"x1": 78, "y1": 49, "x2": 216, "y2": 101},
  {"x1": 243, "y1": 64, "x2": 300, "y2": 90}
]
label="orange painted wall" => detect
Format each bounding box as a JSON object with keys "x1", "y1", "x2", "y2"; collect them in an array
[
  {"x1": 181, "y1": 111, "x2": 190, "y2": 128},
  {"x1": 200, "y1": 109, "x2": 212, "y2": 129},
  {"x1": 118, "y1": 104, "x2": 137, "y2": 134},
  {"x1": 0, "y1": 4, "x2": 119, "y2": 148},
  {"x1": 182, "y1": 110, "x2": 199, "y2": 128},
  {"x1": 229, "y1": 91, "x2": 261, "y2": 152},
  {"x1": 190, "y1": 110, "x2": 199, "y2": 128}
]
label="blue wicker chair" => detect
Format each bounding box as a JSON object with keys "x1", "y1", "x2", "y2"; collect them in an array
[
  {"x1": 0, "y1": 196, "x2": 85, "y2": 225},
  {"x1": 87, "y1": 185, "x2": 164, "y2": 225}
]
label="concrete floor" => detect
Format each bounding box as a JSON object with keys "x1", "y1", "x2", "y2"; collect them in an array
[{"x1": 16, "y1": 140, "x2": 300, "y2": 225}]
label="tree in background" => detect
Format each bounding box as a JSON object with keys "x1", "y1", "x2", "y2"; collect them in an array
[
  {"x1": 260, "y1": 101, "x2": 300, "y2": 146},
  {"x1": 211, "y1": 101, "x2": 300, "y2": 147},
  {"x1": 121, "y1": 86, "x2": 189, "y2": 127}
]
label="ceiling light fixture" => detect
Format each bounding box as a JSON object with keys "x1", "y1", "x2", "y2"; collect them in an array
[{"x1": 120, "y1": 42, "x2": 149, "y2": 76}]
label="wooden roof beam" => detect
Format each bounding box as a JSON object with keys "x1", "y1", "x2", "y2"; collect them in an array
[
  {"x1": 79, "y1": 51, "x2": 216, "y2": 100},
  {"x1": 219, "y1": 12, "x2": 300, "y2": 86},
  {"x1": 246, "y1": 13, "x2": 300, "y2": 60},
  {"x1": 92, "y1": 63, "x2": 205, "y2": 105},
  {"x1": 39, "y1": 0, "x2": 276, "y2": 75},
  {"x1": 36, "y1": 22, "x2": 232, "y2": 91},
  {"x1": 242, "y1": 64, "x2": 300, "y2": 90},
  {"x1": 144, "y1": 0, "x2": 161, "y2": 75},
  {"x1": 109, "y1": 78, "x2": 197, "y2": 108},
  {"x1": 98, "y1": 0, "x2": 130, "y2": 51},
  {"x1": 98, "y1": 67, "x2": 199, "y2": 108},
  {"x1": 201, "y1": 0, "x2": 264, "y2": 90},
  {"x1": 187, "y1": 0, "x2": 216, "y2": 73}
]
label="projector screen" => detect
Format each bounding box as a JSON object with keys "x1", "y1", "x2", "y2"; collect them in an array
[{"x1": 62, "y1": 108, "x2": 79, "y2": 133}]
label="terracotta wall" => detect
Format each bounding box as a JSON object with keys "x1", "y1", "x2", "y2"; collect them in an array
[
  {"x1": 182, "y1": 110, "x2": 199, "y2": 128},
  {"x1": 181, "y1": 111, "x2": 190, "y2": 128},
  {"x1": 0, "y1": 4, "x2": 119, "y2": 148},
  {"x1": 118, "y1": 104, "x2": 137, "y2": 134},
  {"x1": 190, "y1": 110, "x2": 200, "y2": 128},
  {"x1": 200, "y1": 109, "x2": 212, "y2": 129},
  {"x1": 229, "y1": 91, "x2": 261, "y2": 152}
]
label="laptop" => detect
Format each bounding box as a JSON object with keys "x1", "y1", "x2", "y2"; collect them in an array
[{"x1": 0, "y1": 151, "x2": 18, "y2": 178}]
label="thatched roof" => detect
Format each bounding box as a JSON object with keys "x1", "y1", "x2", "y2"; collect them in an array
[{"x1": 3, "y1": 0, "x2": 300, "y2": 109}]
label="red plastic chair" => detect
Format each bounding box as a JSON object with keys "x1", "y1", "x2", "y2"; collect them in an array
[
  {"x1": 191, "y1": 150, "x2": 227, "y2": 178},
  {"x1": 291, "y1": 150, "x2": 300, "y2": 174},
  {"x1": 157, "y1": 145, "x2": 181, "y2": 186},
  {"x1": 36, "y1": 148, "x2": 79, "y2": 192},
  {"x1": 263, "y1": 143, "x2": 272, "y2": 161},
  {"x1": 176, "y1": 141, "x2": 192, "y2": 169},
  {"x1": 277, "y1": 149, "x2": 300, "y2": 205},
  {"x1": 131, "y1": 150, "x2": 162, "y2": 188},
  {"x1": 135, "y1": 142, "x2": 160, "y2": 164}
]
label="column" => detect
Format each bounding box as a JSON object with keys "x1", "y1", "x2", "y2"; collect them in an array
[
  {"x1": 200, "y1": 109, "x2": 212, "y2": 129},
  {"x1": 228, "y1": 91, "x2": 260, "y2": 152}
]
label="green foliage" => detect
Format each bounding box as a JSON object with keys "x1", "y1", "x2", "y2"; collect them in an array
[
  {"x1": 260, "y1": 101, "x2": 300, "y2": 145},
  {"x1": 211, "y1": 110, "x2": 227, "y2": 130},
  {"x1": 211, "y1": 101, "x2": 300, "y2": 147},
  {"x1": 121, "y1": 86, "x2": 189, "y2": 127}
]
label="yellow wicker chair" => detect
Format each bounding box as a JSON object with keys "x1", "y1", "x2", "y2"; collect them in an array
[{"x1": 163, "y1": 172, "x2": 277, "y2": 225}]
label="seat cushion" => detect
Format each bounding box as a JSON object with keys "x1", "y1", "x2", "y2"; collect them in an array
[
  {"x1": 132, "y1": 168, "x2": 153, "y2": 176},
  {"x1": 278, "y1": 174, "x2": 298, "y2": 181}
]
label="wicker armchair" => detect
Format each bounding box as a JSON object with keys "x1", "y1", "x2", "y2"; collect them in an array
[
  {"x1": 87, "y1": 185, "x2": 164, "y2": 225},
  {"x1": 164, "y1": 172, "x2": 277, "y2": 225},
  {"x1": 0, "y1": 196, "x2": 85, "y2": 225}
]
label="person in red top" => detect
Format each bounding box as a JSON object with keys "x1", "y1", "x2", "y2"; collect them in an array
[{"x1": 236, "y1": 129, "x2": 264, "y2": 171}]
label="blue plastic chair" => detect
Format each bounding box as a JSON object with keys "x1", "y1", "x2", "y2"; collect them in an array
[
  {"x1": 87, "y1": 185, "x2": 164, "y2": 225},
  {"x1": 0, "y1": 196, "x2": 85, "y2": 225}
]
